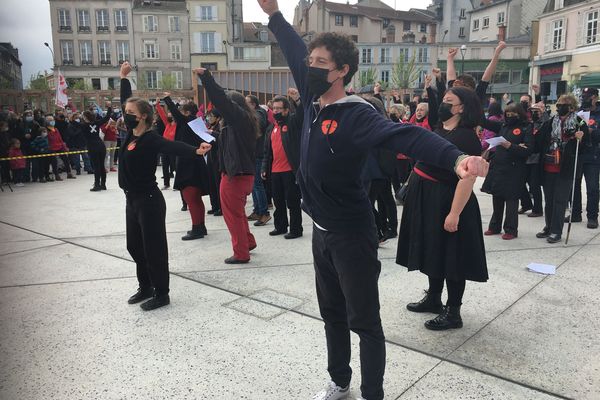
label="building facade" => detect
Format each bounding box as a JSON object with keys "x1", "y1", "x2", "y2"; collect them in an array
[
  {"x1": 186, "y1": 0, "x2": 229, "y2": 72},
  {"x1": 132, "y1": 0, "x2": 191, "y2": 89},
  {"x1": 531, "y1": 0, "x2": 600, "y2": 100},
  {"x1": 0, "y1": 43, "x2": 23, "y2": 90},
  {"x1": 49, "y1": 0, "x2": 137, "y2": 90}
]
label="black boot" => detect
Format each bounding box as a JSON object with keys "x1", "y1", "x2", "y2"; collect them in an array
[
  {"x1": 406, "y1": 290, "x2": 444, "y2": 314},
  {"x1": 182, "y1": 225, "x2": 205, "y2": 240},
  {"x1": 187, "y1": 224, "x2": 207, "y2": 236},
  {"x1": 127, "y1": 287, "x2": 154, "y2": 304},
  {"x1": 425, "y1": 306, "x2": 463, "y2": 330}
]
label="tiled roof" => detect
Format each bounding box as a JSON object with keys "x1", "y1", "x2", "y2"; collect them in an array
[{"x1": 324, "y1": 1, "x2": 436, "y2": 23}]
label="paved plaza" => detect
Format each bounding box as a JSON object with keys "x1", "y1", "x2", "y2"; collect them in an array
[{"x1": 1, "y1": 171, "x2": 599, "y2": 400}]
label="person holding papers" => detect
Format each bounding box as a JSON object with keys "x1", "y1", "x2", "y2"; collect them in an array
[
  {"x1": 118, "y1": 62, "x2": 211, "y2": 310},
  {"x1": 481, "y1": 103, "x2": 535, "y2": 240},
  {"x1": 193, "y1": 67, "x2": 259, "y2": 264},
  {"x1": 162, "y1": 92, "x2": 210, "y2": 241}
]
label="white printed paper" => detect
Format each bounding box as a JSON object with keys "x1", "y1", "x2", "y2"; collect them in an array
[
  {"x1": 187, "y1": 117, "x2": 215, "y2": 143},
  {"x1": 577, "y1": 111, "x2": 591, "y2": 123},
  {"x1": 485, "y1": 136, "x2": 510, "y2": 149},
  {"x1": 527, "y1": 263, "x2": 556, "y2": 275}
]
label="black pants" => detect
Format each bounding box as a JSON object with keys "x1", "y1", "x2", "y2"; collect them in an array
[
  {"x1": 161, "y1": 153, "x2": 175, "y2": 187},
  {"x1": 428, "y1": 277, "x2": 466, "y2": 307},
  {"x1": 391, "y1": 159, "x2": 412, "y2": 195},
  {"x1": 272, "y1": 171, "x2": 302, "y2": 234},
  {"x1": 207, "y1": 158, "x2": 221, "y2": 212},
  {"x1": 520, "y1": 164, "x2": 543, "y2": 213},
  {"x1": 489, "y1": 196, "x2": 519, "y2": 235},
  {"x1": 369, "y1": 179, "x2": 396, "y2": 237},
  {"x1": 376, "y1": 180, "x2": 397, "y2": 233},
  {"x1": 543, "y1": 172, "x2": 573, "y2": 235},
  {"x1": 126, "y1": 188, "x2": 169, "y2": 295},
  {"x1": 313, "y1": 226, "x2": 385, "y2": 400},
  {"x1": 89, "y1": 146, "x2": 106, "y2": 187},
  {"x1": 572, "y1": 162, "x2": 600, "y2": 220}
]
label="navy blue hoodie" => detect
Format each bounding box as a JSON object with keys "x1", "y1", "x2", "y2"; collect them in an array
[{"x1": 268, "y1": 12, "x2": 464, "y2": 232}]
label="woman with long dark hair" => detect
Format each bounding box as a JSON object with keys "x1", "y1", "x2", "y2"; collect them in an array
[
  {"x1": 194, "y1": 67, "x2": 259, "y2": 264},
  {"x1": 118, "y1": 62, "x2": 211, "y2": 310},
  {"x1": 396, "y1": 86, "x2": 488, "y2": 330}
]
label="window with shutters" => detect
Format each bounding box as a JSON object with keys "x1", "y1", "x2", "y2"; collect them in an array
[
  {"x1": 460, "y1": 9, "x2": 466, "y2": 19},
  {"x1": 143, "y1": 15, "x2": 158, "y2": 32},
  {"x1": 417, "y1": 48, "x2": 428, "y2": 63},
  {"x1": 419, "y1": 23, "x2": 427, "y2": 33},
  {"x1": 199, "y1": 6, "x2": 217, "y2": 21},
  {"x1": 403, "y1": 21, "x2": 411, "y2": 31},
  {"x1": 144, "y1": 40, "x2": 159, "y2": 59},
  {"x1": 80, "y1": 41, "x2": 93, "y2": 65},
  {"x1": 61, "y1": 40, "x2": 74, "y2": 64},
  {"x1": 200, "y1": 32, "x2": 215, "y2": 53},
  {"x1": 380, "y1": 48, "x2": 391, "y2": 63},
  {"x1": 172, "y1": 71, "x2": 183, "y2": 89},
  {"x1": 78, "y1": 10, "x2": 91, "y2": 32},
  {"x1": 459, "y1": 27, "x2": 465, "y2": 37},
  {"x1": 483, "y1": 17, "x2": 490, "y2": 29},
  {"x1": 585, "y1": 10, "x2": 599, "y2": 45},
  {"x1": 350, "y1": 16, "x2": 358, "y2": 27},
  {"x1": 335, "y1": 15, "x2": 344, "y2": 26},
  {"x1": 361, "y1": 48, "x2": 372, "y2": 64},
  {"x1": 170, "y1": 41, "x2": 181, "y2": 60},
  {"x1": 399, "y1": 48, "x2": 409, "y2": 62},
  {"x1": 169, "y1": 16, "x2": 181, "y2": 32},
  {"x1": 382, "y1": 18, "x2": 390, "y2": 28},
  {"x1": 117, "y1": 41, "x2": 129, "y2": 63},
  {"x1": 473, "y1": 19, "x2": 480, "y2": 31},
  {"x1": 96, "y1": 9, "x2": 109, "y2": 32},
  {"x1": 58, "y1": 9, "x2": 71, "y2": 31},
  {"x1": 98, "y1": 41, "x2": 111, "y2": 64},
  {"x1": 114, "y1": 9, "x2": 127, "y2": 31},
  {"x1": 551, "y1": 19, "x2": 565, "y2": 50},
  {"x1": 146, "y1": 71, "x2": 160, "y2": 89},
  {"x1": 381, "y1": 70, "x2": 390, "y2": 83}
]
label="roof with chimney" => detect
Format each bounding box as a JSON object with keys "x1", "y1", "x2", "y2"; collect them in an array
[
  {"x1": 542, "y1": 0, "x2": 587, "y2": 13},
  {"x1": 242, "y1": 22, "x2": 277, "y2": 43},
  {"x1": 323, "y1": 1, "x2": 436, "y2": 23},
  {"x1": 132, "y1": 0, "x2": 186, "y2": 12}
]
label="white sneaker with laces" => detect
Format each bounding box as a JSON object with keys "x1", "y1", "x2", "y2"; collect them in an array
[{"x1": 312, "y1": 381, "x2": 350, "y2": 400}]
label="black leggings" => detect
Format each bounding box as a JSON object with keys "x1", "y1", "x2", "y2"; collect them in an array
[
  {"x1": 428, "y1": 277, "x2": 466, "y2": 307},
  {"x1": 89, "y1": 146, "x2": 106, "y2": 187}
]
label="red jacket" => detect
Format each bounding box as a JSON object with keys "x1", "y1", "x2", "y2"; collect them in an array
[
  {"x1": 409, "y1": 114, "x2": 431, "y2": 131},
  {"x1": 47, "y1": 127, "x2": 66, "y2": 151},
  {"x1": 156, "y1": 103, "x2": 177, "y2": 141},
  {"x1": 101, "y1": 123, "x2": 118, "y2": 141},
  {"x1": 8, "y1": 147, "x2": 26, "y2": 169}
]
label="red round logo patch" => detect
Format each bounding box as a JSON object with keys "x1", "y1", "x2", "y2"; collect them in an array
[
  {"x1": 321, "y1": 120, "x2": 338, "y2": 135},
  {"x1": 513, "y1": 128, "x2": 521, "y2": 136},
  {"x1": 282, "y1": 125, "x2": 288, "y2": 133},
  {"x1": 589, "y1": 119, "x2": 596, "y2": 127},
  {"x1": 127, "y1": 142, "x2": 137, "y2": 151}
]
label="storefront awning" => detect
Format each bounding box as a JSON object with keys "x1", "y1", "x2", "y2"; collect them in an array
[{"x1": 577, "y1": 73, "x2": 600, "y2": 88}]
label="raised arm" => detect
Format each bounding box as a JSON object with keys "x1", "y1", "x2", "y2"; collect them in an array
[
  {"x1": 194, "y1": 69, "x2": 248, "y2": 126},
  {"x1": 162, "y1": 94, "x2": 188, "y2": 126},
  {"x1": 120, "y1": 61, "x2": 133, "y2": 106},
  {"x1": 260, "y1": 1, "x2": 310, "y2": 105},
  {"x1": 155, "y1": 102, "x2": 168, "y2": 126},
  {"x1": 96, "y1": 104, "x2": 113, "y2": 126},
  {"x1": 481, "y1": 41, "x2": 506, "y2": 83},
  {"x1": 446, "y1": 48, "x2": 458, "y2": 82}
]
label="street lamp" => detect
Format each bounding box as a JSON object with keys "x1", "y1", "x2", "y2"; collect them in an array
[
  {"x1": 44, "y1": 42, "x2": 55, "y2": 68},
  {"x1": 460, "y1": 44, "x2": 467, "y2": 75}
]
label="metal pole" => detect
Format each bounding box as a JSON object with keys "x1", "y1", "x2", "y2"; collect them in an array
[
  {"x1": 565, "y1": 138, "x2": 581, "y2": 245},
  {"x1": 461, "y1": 53, "x2": 465, "y2": 75}
]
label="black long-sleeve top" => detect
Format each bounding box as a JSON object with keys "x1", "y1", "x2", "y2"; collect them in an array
[
  {"x1": 118, "y1": 78, "x2": 200, "y2": 193},
  {"x1": 82, "y1": 110, "x2": 112, "y2": 149}
]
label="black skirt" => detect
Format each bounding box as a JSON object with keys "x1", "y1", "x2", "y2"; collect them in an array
[
  {"x1": 396, "y1": 174, "x2": 488, "y2": 282},
  {"x1": 173, "y1": 156, "x2": 209, "y2": 193}
]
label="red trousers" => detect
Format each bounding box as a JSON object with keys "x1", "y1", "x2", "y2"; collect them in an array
[
  {"x1": 182, "y1": 186, "x2": 205, "y2": 225},
  {"x1": 220, "y1": 174, "x2": 256, "y2": 260}
]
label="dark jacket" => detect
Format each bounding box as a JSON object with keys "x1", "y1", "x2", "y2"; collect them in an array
[
  {"x1": 268, "y1": 12, "x2": 464, "y2": 232},
  {"x1": 163, "y1": 96, "x2": 209, "y2": 192},
  {"x1": 481, "y1": 119, "x2": 535, "y2": 200},
  {"x1": 255, "y1": 107, "x2": 269, "y2": 160},
  {"x1": 14, "y1": 120, "x2": 41, "y2": 154},
  {"x1": 199, "y1": 71, "x2": 256, "y2": 177},
  {"x1": 261, "y1": 107, "x2": 302, "y2": 176},
  {"x1": 82, "y1": 110, "x2": 112, "y2": 150},
  {"x1": 579, "y1": 107, "x2": 600, "y2": 164},
  {"x1": 66, "y1": 121, "x2": 86, "y2": 149},
  {"x1": 538, "y1": 114, "x2": 591, "y2": 179}
]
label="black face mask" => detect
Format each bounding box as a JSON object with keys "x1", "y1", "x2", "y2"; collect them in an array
[
  {"x1": 557, "y1": 104, "x2": 570, "y2": 116},
  {"x1": 307, "y1": 66, "x2": 337, "y2": 98},
  {"x1": 167, "y1": 116, "x2": 173, "y2": 123},
  {"x1": 505, "y1": 115, "x2": 519, "y2": 126},
  {"x1": 520, "y1": 101, "x2": 529, "y2": 111},
  {"x1": 390, "y1": 114, "x2": 400, "y2": 122},
  {"x1": 273, "y1": 112, "x2": 286, "y2": 123},
  {"x1": 438, "y1": 102, "x2": 455, "y2": 122},
  {"x1": 124, "y1": 113, "x2": 139, "y2": 130}
]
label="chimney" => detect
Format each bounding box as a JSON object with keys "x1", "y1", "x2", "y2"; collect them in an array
[{"x1": 498, "y1": 25, "x2": 506, "y2": 42}]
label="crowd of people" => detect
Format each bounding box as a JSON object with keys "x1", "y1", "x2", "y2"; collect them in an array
[{"x1": 2, "y1": 0, "x2": 599, "y2": 397}]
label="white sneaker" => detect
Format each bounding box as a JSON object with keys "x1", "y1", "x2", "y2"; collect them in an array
[{"x1": 312, "y1": 381, "x2": 350, "y2": 400}]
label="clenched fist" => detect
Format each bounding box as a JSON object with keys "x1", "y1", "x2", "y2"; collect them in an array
[
  {"x1": 257, "y1": 0, "x2": 279, "y2": 16},
  {"x1": 120, "y1": 61, "x2": 132, "y2": 78}
]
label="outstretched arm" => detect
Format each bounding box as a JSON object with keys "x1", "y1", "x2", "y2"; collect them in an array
[
  {"x1": 481, "y1": 41, "x2": 506, "y2": 83},
  {"x1": 260, "y1": 0, "x2": 310, "y2": 105}
]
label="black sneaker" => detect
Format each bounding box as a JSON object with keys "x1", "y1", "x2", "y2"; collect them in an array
[
  {"x1": 181, "y1": 204, "x2": 188, "y2": 211},
  {"x1": 536, "y1": 229, "x2": 550, "y2": 239},
  {"x1": 100, "y1": 184, "x2": 107, "y2": 190},
  {"x1": 140, "y1": 294, "x2": 170, "y2": 311},
  {"x1": 213, "y1": 209, "x2": 222, "y2": 216},
  {"x1": 269, "y1": 229, "x2": 287, "y2": 236},
  {"x1": 284, "y1": 232, "x2": 302, "y2": 239},
  {"x1": 90, "y1": 186, "x2": 102, "y2": 192},
  {"x1": 127, "y1": 288, "x2": 153, "y2": 304},
  {"x1": 588, "y1": 219, "x2": 598, "y2": 229},
  {"x1": 565, "y1": 215, "x2": 582, "y2": 223}
]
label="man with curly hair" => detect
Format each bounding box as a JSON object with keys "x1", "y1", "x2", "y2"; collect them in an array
[{"x1": 257, "y1": 2, "x2": 489, "y2": 399}]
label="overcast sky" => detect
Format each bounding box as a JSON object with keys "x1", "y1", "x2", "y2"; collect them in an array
[{"x1": 0, "y1": 0, "x2": 430, "y2": 88}]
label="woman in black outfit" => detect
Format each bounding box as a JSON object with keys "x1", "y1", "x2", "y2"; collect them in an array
[
  {"x1": 162, "y1": 94, "x2": 210, "y2": 241},
  {"x1": 396, "y1": 86, "x2": 488, "y2": 330},
  {"x1": 118, "y1": 62, "x2": 211, "y2": 311},
  {"x1": 82, "y1": 105, "x2": 112, "y2": 191},
  {"x1": 482, "y1": 103, "x2": 535, "y2": 240}
]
